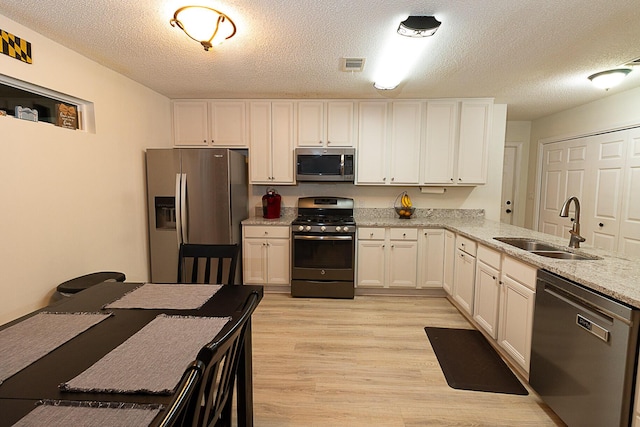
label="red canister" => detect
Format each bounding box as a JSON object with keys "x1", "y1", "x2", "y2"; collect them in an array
[{"x1": 262, "y1": 188, "x2": 281, "y2": 219}]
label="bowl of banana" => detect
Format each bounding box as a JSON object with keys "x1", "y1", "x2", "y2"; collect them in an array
[{"x1": 394, "y1": 192, "x2": 415, "y2": 219}]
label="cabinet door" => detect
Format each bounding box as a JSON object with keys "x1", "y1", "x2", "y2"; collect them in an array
[
  {"x1": 423, "y1": 101, "x2": 458, "y2": 184},
  {"x1": 498, "y1": 275, "x2": 535, "y2": 372},
  {"x1": 473, "y1": 260, "x2": 500, "y2": 339},
  {"x1": 326, "y1": 101, "x2": 354, "y2": 146},
  {"x1": 297, "y1": 101, "x2": 324, "y2": 146},
  {"x1": 249, "y1": 102, "x2": 273, "y2": 183},
  {"x1": 457, "y1": 100, "x2": 491, "y2": 184},
  {"x1": 389, "y1": 101, "x2": 422, "y2": 185},
  {"x1": 453, "y1": 249, "x2": 475, "y2": 315},
  {"x1": 357, "y1": 102, "x2": 388, "y2": 184},
  {"x1": 210, "y1": 101, "x2": 246, "y2": 146},
  {"x1": 270, "y1": 102, "x2": 295, "y2": 183},
  {"x1": 242, "y1": 238, "x2": 267, "y2": 284},
  {"x1": 173, "y1": 101, "x2": 208, "y2": 146},
  {"x1": 266, "y1": 238, "x2": 290, "y2": 285},
  {"x1": 356, "y1": 239, "x2": 386, "y2": 288},
  {"x1": 418, "y1": 229, "x2": 444, "y2": 288},
  {"x1": 443, "y1": 230, "x2": 455, "y2": 295},
  {"x1": 388, "y1": 240, "x2": 418, "y2": 288},
  {"x1": 619, "y1": 128, "x2": 640, "y2": 257}
]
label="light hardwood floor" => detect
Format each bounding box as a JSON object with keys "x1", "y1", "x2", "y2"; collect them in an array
[{"x1": 248, "y1": 293, "x2": 565, "y2": 426}]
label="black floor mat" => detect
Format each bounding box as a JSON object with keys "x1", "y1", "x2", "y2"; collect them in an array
[{"x1": 424, "y1": 327, "x2": 528, "y2": 395}]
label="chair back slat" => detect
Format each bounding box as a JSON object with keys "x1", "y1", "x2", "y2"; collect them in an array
[{"x1": 177, "y1": 244, "x2": 240, "y2": 285}]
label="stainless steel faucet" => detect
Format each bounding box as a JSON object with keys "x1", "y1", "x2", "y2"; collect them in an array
[{"x1": 559, "y1": 196, "x2": 586, "y2": 248}]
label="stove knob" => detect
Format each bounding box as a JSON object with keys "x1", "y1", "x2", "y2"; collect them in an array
[
  {"x1": 305, "y1": 225, "x2": 311, "y2": 231},
  {"x1": 335, "y1": 226, "x2": 342, "y2": 232},
  {"x1": 298, "y1": 225, "x2": 305, "y2": 231},
  {"x1": 320, "y1": 226, "x2": 326, "y2": 232},
  {"x1": 343, "y1": 226, "x2": 350, "y2": 232}
]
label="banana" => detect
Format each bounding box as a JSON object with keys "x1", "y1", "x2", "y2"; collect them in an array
[{"x1": 401, "y1": 193, "x2": 412, "y2": 208}]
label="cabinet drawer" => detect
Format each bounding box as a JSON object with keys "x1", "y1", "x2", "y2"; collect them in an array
[
  {"x1": 502, "y1": 255, "x2": 537, "y2": 290},
  {"x1": 358, "y1": 227, "x2": 385, "y2": 240},
  {"x1": 389, "y1": 228, "x2": 418, "y2": 240},
  {"x1": 456, "y1": 235, "x2": 477, "y2": 256},
  {"x1": 243, "y1": 225, "x2": 290, "y2": 239},
  {"x1": 477, "y1": 244, "x2": 501, "y2": 270}
]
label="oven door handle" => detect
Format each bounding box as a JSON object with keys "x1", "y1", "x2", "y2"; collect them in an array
[{"x1": 293, "y1": 235, "x2": 353, "y2": 241}]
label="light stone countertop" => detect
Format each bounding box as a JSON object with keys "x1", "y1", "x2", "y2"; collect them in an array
[{"x1": 243, "y1": 208, "x2": 640, "y2": 308}]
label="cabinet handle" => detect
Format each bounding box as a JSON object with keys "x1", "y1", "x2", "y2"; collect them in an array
[
  {"x1": 391, "y1": 177, "x2": 395, "y2": 182},
  {"x1": 383, "y1": 177, "x2": 386, "y2": 181},
  {"x1": 203, "y1": 139, "x2": 207, "y2": 143},
  {"x1": 458, "y1": 178, "x2": 462, "y2": 181},
  {"x1": 599, "y1": 223, "x2": 604, "y2": 227},
  {"x1": 319, "y1": 141, "x2": 323, "y2": 144},
  {"x1": 402, "y1": 233, "x2": 406, "y2": 237},
  {"x1": 450, "y1": 178, "x2": 454, "y2": 182},
  {"x1": 370, "y1": 233, "x2": 374, "y2": 238},
  {"x1": 492, "y1": 276, "x2": 496, "y2": 280}
]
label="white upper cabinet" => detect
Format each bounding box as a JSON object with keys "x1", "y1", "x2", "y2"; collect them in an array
[
  {"x1": 422, "y1": 99, "x2": 493, "y2": 185},
  {"x1": 357, "y1": 101, "x2": 388, "y2": 184},
  {"x1": 457, "y1": 100, "x2": 492, "y2": 184},
  {"x1": 357, "y1": 101, "x2": 422, "y2": 185},
  {"x1": 173, "y1": 100, "x2": 247, "y2": 147},
  {"x1": 249, "y1": 101, "x2": 295, "y2": 184},
  {"x1": 389, "y1": 101, "x2": 423, "y2": 185},
  {"x1": 297, "y1": 101, "x2": 354, "y2": 147}
]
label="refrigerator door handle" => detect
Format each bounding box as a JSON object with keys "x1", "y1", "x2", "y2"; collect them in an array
[
  {"x1": 180, "y1": 173, "x2": 188, "y2": 243},
  {"x1": 175, "y1": 173, "x2": 183, "y2": 247}
]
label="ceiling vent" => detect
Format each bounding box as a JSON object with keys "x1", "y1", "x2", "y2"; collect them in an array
[{"x1": 341, "y1": 57, "x2": 365, "y2": 72}]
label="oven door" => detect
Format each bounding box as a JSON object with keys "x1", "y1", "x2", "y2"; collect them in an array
[{"x1": 292, "y1": 234, "x2": 354, "y2": 281}]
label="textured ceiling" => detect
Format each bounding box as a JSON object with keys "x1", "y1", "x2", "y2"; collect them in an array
[{"x1": 2, "y1": 0, "x2": 640, "y2": 120}]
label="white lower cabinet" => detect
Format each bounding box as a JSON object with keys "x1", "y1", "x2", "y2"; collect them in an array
[
  {"x1": 357, "y1": 227, "x2": 418, "y2": 288},
  {"x1": 242, "y1": 225, "x2": 290, "y2": 286},
  {"x1": 497, "y1": 256, "x2": 537, "y2": 373},
  {"x1": 417, "y1": 229, "x2": 445, "y2": 288},
  {"x1": 452, "y1": 235, "x2": 477, "y2": 315},
  {"x1": 473, "y1": 245, "x2": 502, "y2": 339},
  {"x1": 443, "y1": 230, "x2": 455, "y2": 295}
]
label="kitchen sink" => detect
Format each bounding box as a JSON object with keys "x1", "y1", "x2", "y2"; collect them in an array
[
  {"x1": 530, "y1": 250, "x2": 600, "y2": 260},
  {"x1": 493, "y1": 237, "x2": 601, "y2": 260},
  {"x1": 493, "y1": 237, "x2": 559, "y2": 252}
]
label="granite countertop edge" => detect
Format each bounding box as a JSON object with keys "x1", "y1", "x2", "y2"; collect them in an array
[{"x1": 242, "y1": 211, "x2": 640, "y2": 308}]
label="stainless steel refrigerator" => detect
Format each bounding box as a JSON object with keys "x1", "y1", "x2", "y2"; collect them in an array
[{"x1": 145, "y1": 148, "x2": 248, "y2": 283}]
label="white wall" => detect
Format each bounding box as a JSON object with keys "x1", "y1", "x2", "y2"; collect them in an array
[
  {"x1": 249, "y1": 104, "x2": 507, "y2": 221},
  {"x1": 0, "y1": 15, "x2": 172, "y2": 325},
  {"x1": 524, "y1": 87, "x2": 640, "y2": 228}
]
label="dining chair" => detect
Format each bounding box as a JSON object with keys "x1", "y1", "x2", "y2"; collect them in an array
[
  {"x1": 193, "y1": 290, "x2": 260, "y2": 427},
  {"x1": 177, "y1": 243, "x2": 240, "y2": 285},
  {"x1": 155, "y1": 360, "x2": 206, "y2": 427}
]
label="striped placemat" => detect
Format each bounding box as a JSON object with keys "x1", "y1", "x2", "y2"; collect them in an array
[
  {"x1": 104, "y1": 283, "x2": 222, "y2": 310},
  {"x1": 61, "y1": 314, "x2": 230, "y2": 394},
  {"x1": 12, "y1": 400, "x2": 161, "y2": 427},
  {"x1": 0, "y1": 312, "x2": 112, "y2": 385}
]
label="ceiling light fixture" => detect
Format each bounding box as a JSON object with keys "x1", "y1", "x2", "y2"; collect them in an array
[
  {"x1": 588, "y1": 68, "x2": 632, "y2": 90},
  {"x1": 397, "y1": 16, "x2": 441, "y2": 37},
  {"x1": 170, "y1": 6, "x2": 236, "y2": 51}
]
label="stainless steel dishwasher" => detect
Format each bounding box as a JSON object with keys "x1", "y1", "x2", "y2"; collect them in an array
[{"x1": 530, "y1": 270, "x2": 640, "y2": 427}]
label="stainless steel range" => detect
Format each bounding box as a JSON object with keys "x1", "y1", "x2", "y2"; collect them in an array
[{"x1": 291, "y1": 197, "x2": 355, "y2": 299}]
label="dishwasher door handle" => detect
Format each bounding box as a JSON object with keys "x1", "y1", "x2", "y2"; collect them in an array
[{"x1": 576, "y1": 314, "x2": 610, "y2": 342}]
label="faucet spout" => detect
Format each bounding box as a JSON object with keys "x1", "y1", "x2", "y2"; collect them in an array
[{"x1": 559, "y1": 196, "x2": 586, "y2": 248}]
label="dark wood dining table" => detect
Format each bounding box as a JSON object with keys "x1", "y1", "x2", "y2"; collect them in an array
[{"x1": 0, "y1": 281, "x2": 263, "y2": 427}]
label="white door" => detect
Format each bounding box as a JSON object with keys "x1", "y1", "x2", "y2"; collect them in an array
[
  {"x1": 500, "y1": 143, "x2": 520, "y2": 224},
  {"x1": 538, "y1": 139, "x2": 588, "y2": 237},
  {"x1": 618, "y1": 128, "x2": 640, "y2": 257}
]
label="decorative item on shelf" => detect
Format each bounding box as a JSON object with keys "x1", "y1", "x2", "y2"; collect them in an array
[
  {"x1": 394, "y1": 191, "x2": 415, "y2": 219},
  {"x1": 15, "y1": 106, "x2": 38, "y2": 122},
  {"x1": 55, "y1": 103, "x2": 78, "y2": 129}
]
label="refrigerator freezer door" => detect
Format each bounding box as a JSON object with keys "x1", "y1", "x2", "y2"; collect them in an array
[{"x1": 146, "y1": 149, "x2": 181, "y2": 283}]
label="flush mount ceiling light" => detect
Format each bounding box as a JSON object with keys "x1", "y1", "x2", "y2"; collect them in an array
[
  {"x1": 397, "y1": 16, "x2": 441, "y2": 37},
  {"x1": 170, "y1": 6, "x2": 236, "y2": 51},
  {"x1": 588, "y1": 68, "x2": 632, "y2": 90}
]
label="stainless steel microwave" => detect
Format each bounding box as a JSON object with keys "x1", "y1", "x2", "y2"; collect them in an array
[{"x1": 295, "y1": 147, "x2": 355, "y2": 182}]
